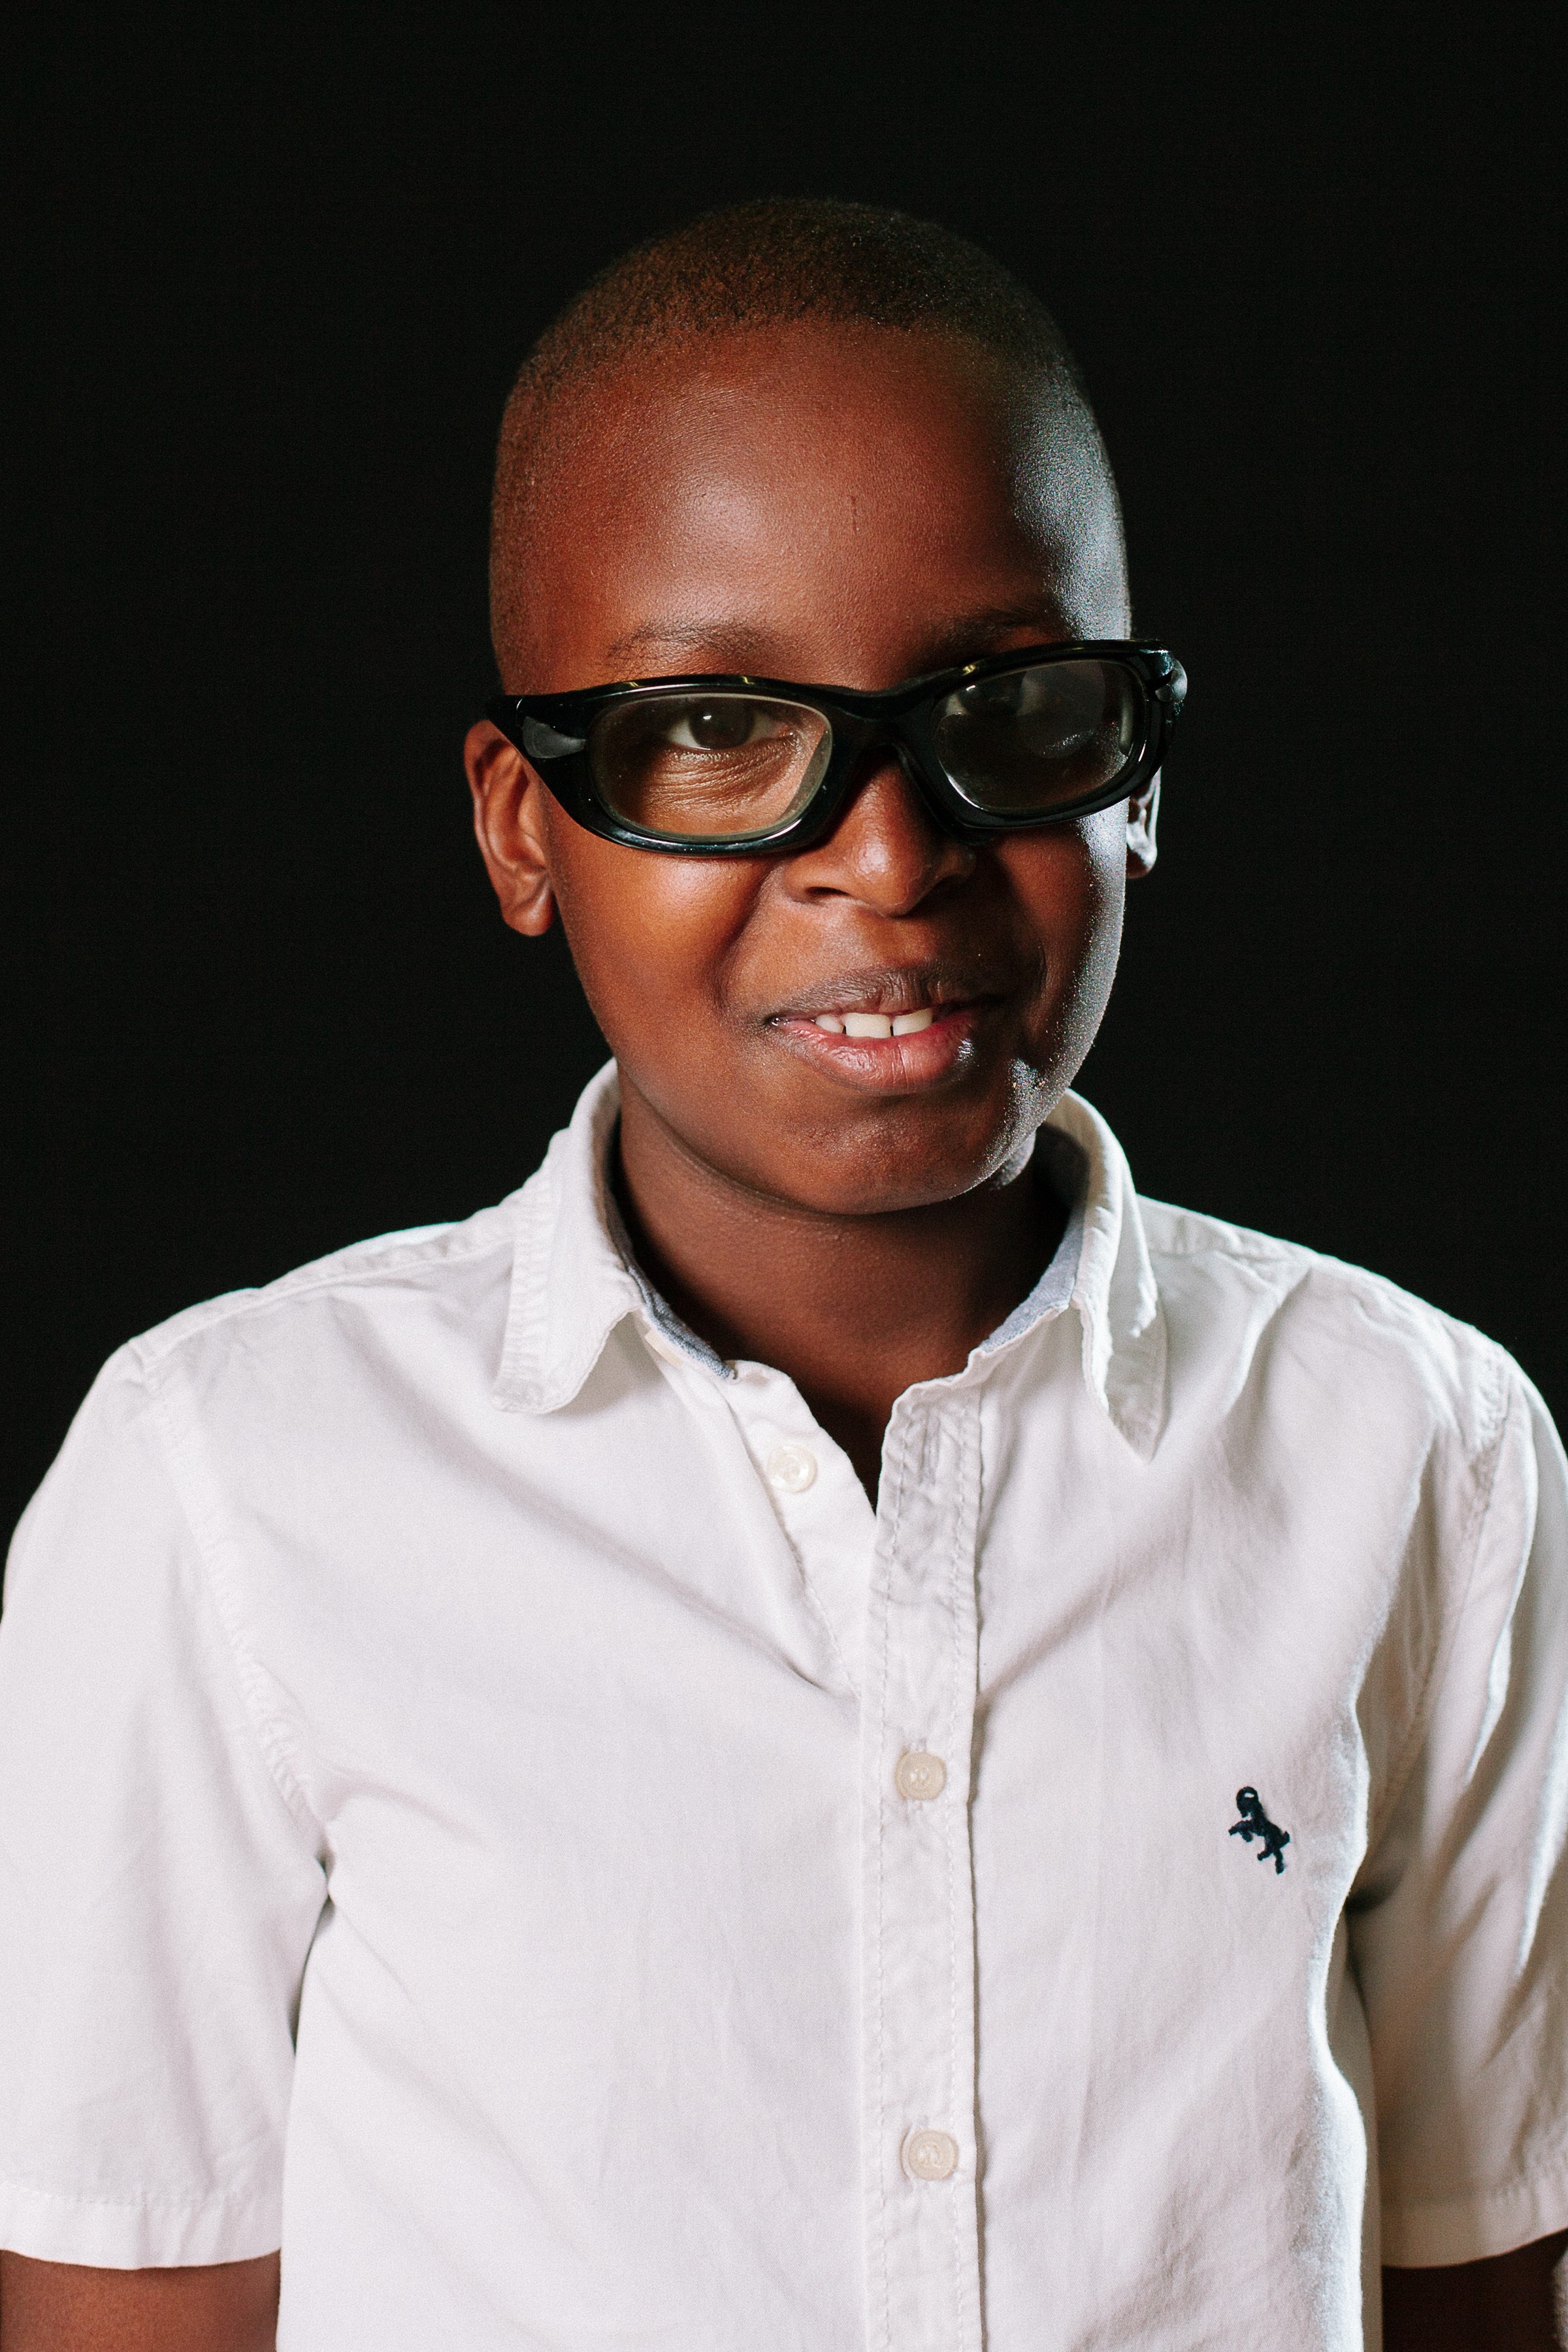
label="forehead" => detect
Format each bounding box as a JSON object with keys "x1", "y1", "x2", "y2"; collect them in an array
[{"x1": 511, "y1": 321, "x2": 1127, "y2": 688}]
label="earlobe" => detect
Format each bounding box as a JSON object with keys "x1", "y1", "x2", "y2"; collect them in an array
[
  {"x1": 1126, "y1": 774, "x2": 1160, "y2": 879},
  {"x1": 497, "y1": 860, "x2": 558, "y2": 938},
  {"x1": 464, "y1": 721, "x2": 558, "y2": 937}
]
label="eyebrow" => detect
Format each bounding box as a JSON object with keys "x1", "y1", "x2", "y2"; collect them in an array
[
  {"x1": 602, "y1": 602, "x2": 1071, "y2": 678},
  {"x1": 601, "y1": 620, "x2": 784, "y2": 670},
  {"x1": 913, "y1": 602, "x2": 1072, "y2": 670}
]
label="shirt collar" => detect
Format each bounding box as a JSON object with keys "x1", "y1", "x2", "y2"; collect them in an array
[{"x1": 492, "y1": 1063, "x2": 1166, "y2": 1460}]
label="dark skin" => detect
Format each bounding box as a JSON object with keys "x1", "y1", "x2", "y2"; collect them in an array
[
  {"x1": 5, "y1": 320, "x2": 1558, "y2": 2346},
  {"x1": 1382, "y1": 2245, "x2": 1567, "y2": 2347},
  {"x1": 477, "y1": 323, "x2": 1144, "y2": 1495},
  {"x1": 0, "y1": 2255, "x2": 278, "y2": 2349}
]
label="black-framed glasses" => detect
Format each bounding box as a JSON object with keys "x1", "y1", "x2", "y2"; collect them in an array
[{"x1": 486, "y1": 640, "x2": 1186, "y2": 857}]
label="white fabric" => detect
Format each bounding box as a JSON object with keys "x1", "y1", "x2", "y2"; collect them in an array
[{"x1": 3, "y1": 1066, "x2": 1568, "y2": 2351}]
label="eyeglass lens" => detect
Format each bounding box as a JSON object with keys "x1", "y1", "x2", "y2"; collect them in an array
[
  {"x1": 585, "y1": 660, "x2": 1145, "y2": 840},
  {"x1": 932, "y1": 660, "x2": 1145, "y2": 815},
  {"x1": 589, "y1": 694, "x2": 832, "y2": 840}
]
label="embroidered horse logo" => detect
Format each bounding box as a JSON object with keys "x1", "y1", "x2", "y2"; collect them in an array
[{"x1": 1230, "y1": 1786, "x2": 1290, "y2": 1874}]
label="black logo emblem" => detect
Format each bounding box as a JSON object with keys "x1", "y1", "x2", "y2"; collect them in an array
[{"x1": 1230, "y1": 1786, "x2": 1290, "y2": 1874}]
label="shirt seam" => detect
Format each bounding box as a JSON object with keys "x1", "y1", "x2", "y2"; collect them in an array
[
  {"x1": 947, "y1": 1403, "x2": 975, "y2": 2351},
  {"x1": 0, "y1": 2173, "x2": 272, "y2": 2217},
  {"x1": 1144, "y1": 1231, "x2": 1304, "y2": 1267},
  {"x1": 942, "y1": 1411, "x2": 962, "y2": 2345},
  {"x1": 1144, "y1": 1224, "x2": 1511, "y2": 1357},
  {"x1": 137, "y1": 1353, "x2": 327, "y2": 1848},
  {"x1": 1380, "y1": 2136, "x2": 1568, "y2": 2227},
  {"x1": 874, "y1": 1427, "x2": 915, "y2": 2352},
  {"x1": 1364, "y1": 1345, "x2": 1517, "y2": 1857},
  {"x1": 125, "y1": 1221, "x2": 509, "y2": 1375}
]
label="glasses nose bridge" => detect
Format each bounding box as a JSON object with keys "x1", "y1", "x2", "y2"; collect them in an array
[
  {"x1": 828, "y1": 679, "x2": 930, "y2": 769},
  {"x1": 832, "y1": 704, "x2": 915, "y2": 797},
  {"x1": 823, "y1": 700, "x2": 967, "y2": 847}
]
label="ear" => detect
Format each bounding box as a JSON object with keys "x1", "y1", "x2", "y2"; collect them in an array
[
  {"x1": 1125, "y1": 773, "x2": 1160, "y2": 879},
  {"x1": 465, "y1": 721, "x2": 557, "y2": 936}
]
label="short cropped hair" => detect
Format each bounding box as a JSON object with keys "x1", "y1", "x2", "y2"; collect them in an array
[{"x1": 491, "y1": 197, "x2": 1102, "y2": 669}]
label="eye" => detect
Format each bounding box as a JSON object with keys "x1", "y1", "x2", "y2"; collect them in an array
[
  {"x1": 930, "y1": 657, "x2": 1143, "y2": 816},
  {"x1": 957, "y1": 664, "x2": 1105, "y2": 752},
  {"x1": 588, "y1": 691, "x2": 833, "y2": 840},
  {"x1": 959, "y1": 672, "x2": 1027, "y2": 717},
  {"x1": 665, "y1": 700, "x2": 767, "y2": 751}
]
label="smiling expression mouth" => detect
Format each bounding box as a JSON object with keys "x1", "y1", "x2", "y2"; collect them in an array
[
  {"x1": 760, "y1": 967, "x2": 1013, "y2": 1089},
  {"x1": 811, "y1": 1005, "x2": 939, "y2": 1037}
]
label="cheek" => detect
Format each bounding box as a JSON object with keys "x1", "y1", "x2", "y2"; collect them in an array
[
  {"x1": 1001, "y1": 808, "x2": 1126, "y2": 951},
  {"x1": 543, "y1": 814, "x2": 764, "y2": 1044},
  {"x1": 1074, "y1": 804, "x2": 1130, "y2": 960},
  {"x1": 1000, "y1": 809, "x2": 1128, "y2": 1036}
]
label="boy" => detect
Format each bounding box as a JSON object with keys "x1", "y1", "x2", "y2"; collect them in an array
[{"x1": 2, "y1": 199, "x2": 1566, "y2": 2350}]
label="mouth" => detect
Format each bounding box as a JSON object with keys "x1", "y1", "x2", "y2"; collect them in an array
[
  {"x1": 764, "y1": 970, "x2": 1005, "y2": 1092},
  {"x1": 809, "y1": 1004, "x2": 939, "y2": 1039}
]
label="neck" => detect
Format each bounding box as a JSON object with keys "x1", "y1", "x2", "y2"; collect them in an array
[{"x1": 613, "y1": 1082, "x2": 1066, "y2": 1499}]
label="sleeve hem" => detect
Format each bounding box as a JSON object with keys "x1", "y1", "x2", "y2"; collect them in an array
[
  {"x1": 1382, "y1": 2151, "x2": 1568, "y2": 2266},
  {"x1": 0, "y1": 2176, "x2": 281, "y2": 2268}
]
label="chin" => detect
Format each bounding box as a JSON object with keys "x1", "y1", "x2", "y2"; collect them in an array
[{"x1": 760, "y1": 1093, "x2": 1047, "y2": 1219}]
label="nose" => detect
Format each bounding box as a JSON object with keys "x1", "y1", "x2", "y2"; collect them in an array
[{"x1": 787, "y1": 747, "x2": 977, "y2": 917}]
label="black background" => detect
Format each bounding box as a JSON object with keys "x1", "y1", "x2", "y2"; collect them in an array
[{"x1": 6, "y1": 9, "x2": 1565, "y2": 1544}]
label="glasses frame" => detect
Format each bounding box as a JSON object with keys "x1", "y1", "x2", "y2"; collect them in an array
[{"x1": 485, "y1": 638, "x2": 1186, "y2": 857}]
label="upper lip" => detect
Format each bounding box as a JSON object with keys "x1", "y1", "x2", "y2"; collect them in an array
[{"x1": 764, "y1": 964, "x2": 1011, "y2": 1022}]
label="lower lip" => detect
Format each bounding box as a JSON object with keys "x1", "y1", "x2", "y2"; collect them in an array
[{"x1": 769, "y1": 1005, "x2": 986, "y2": 1092}]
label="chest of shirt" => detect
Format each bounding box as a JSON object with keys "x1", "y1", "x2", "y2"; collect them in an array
[{"x1": 202, "y1": 1301, "x2": 1441, "y2": 2041}]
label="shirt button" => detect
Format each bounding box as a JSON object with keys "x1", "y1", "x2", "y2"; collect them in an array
[
  {"x1": 765, "y1": 1443, "x2": 817, "y2": 1494},
  {"x1": 904, "y1": 2127, "x2": 960, "y2": 2181},
  {"x1": 894, "y1": 1750, "x2": 946, "y2": 1801}
]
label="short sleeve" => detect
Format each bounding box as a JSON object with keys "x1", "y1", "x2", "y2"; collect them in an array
[
  {"x1": 1352, "y1": 1365, "x2": 1568, "y2": 2265},
  {"x1": 0, "y1": 1348, "x2": 327, "y2": 2266}
]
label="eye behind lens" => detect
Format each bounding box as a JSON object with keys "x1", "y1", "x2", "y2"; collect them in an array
[
  {"x1": 587, "y1": 691, "x2": 832, "y2": 840},
  {"x1": 933, "y1": 659, "x2": 1145, "y2": 814},
  {"x1": 680, "y1": 700, "x2": 757, "y2": 751}
]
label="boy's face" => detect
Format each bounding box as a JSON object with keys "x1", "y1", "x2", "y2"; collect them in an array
[{"x1": 468, "y1": 321, "x2": 1153, "y2": 1217}]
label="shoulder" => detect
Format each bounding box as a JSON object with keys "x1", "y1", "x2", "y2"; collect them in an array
[
  {"x1": 1139, "y1": 1195, "x2": 1520, "y2": 1469},
  {"x1": 14, "y1": 1194, "x2": 536, "y2": 1594},
  {"x1": 117, "y1": 1194, "x2": 524, "y2": 1406}
]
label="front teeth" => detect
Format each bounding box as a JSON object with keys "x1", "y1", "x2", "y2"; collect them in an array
[{"x1": 814, "y1": 1007, "x2": 936, "y2": 1039}]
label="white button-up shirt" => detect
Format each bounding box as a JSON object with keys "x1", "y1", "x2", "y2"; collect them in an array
[{"x1": 3, "y1": 1067, "x2": 1567, "y2": 2351}]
